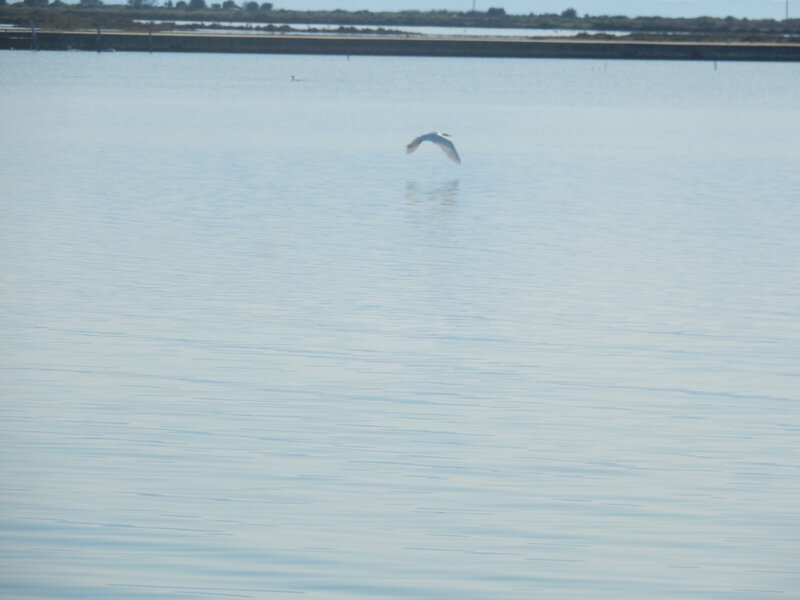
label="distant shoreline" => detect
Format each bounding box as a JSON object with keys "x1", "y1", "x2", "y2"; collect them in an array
[{"x1": 3, "y1": 30, "x2": 800, "y2": 61}]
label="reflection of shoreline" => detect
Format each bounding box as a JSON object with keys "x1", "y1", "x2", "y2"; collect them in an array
[
  {"x1": 3, "y1": 31, "x2": 797, "y2": 61},
  {"x1": 406, "y1": 179, "x2": 460, "y2": 209}
]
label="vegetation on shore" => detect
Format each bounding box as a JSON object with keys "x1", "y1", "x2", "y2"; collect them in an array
[{"x1": 2, "y1": 2, "x2": 799, "y2": 42}]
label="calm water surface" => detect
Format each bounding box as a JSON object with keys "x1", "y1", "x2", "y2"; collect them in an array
[{"x1": 1, "y1": 51, "x2": 799, "y2": 599}]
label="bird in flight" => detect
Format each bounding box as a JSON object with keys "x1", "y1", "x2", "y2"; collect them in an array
[{"x1": 406, "y1": 132, "x2": 461, "y2": 164}]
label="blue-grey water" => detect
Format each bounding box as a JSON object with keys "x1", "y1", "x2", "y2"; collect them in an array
[{"x1": 1, "y1": 51, "x2": 799, "y2": 599}]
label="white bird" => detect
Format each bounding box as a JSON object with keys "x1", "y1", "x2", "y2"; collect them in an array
[{"x1": 406, "y1": 132, "x2": 461, "y2": 164}]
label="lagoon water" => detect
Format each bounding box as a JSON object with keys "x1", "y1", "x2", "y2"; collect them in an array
[{"x1": 1, "y1": 51, "x2": 799, "y2": 599}]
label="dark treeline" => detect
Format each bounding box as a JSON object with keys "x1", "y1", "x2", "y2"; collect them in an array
[{"x1": 2, "y1": 2, "x2": 799, "y2": 37}]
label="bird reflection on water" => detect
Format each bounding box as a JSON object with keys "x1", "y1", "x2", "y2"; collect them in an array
[
  {"x1": 405, "y1": 179, "x2": 460, "y2": 206},
  {"x1": 405, "y1": 179, "x2": 460, "y2": 223}
]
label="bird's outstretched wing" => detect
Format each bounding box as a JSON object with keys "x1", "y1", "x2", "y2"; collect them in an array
[
  {"x1": 406, "y1": 135, "x2": 424, "y2": 154},
  {"x1": 435, "y1": 136, "x2": 461, "y2": 164}
]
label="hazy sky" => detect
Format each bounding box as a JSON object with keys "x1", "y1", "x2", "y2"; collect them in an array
[{"x1": 272, "y1": 1, "x2": 793, "y2": 20}]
